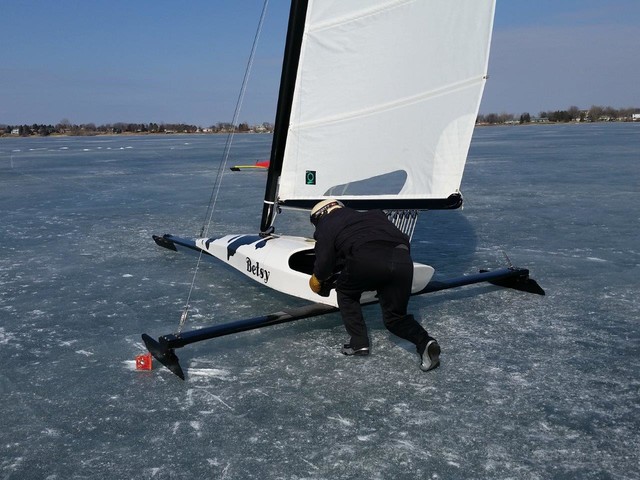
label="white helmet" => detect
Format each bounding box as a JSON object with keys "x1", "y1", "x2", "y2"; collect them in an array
[{"x1": 310, "y1": 198, "x2": 344, "y2": 225}]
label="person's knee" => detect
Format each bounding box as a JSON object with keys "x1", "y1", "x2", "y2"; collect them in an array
[{"x1": 383, "y1": 313, "x2": 412, "y2": 330}]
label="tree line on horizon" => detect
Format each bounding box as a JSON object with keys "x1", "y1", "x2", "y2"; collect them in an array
[
  {"x1": 2, "y1": 105, "x2": 639, "y2": 137},
  {"x1": 1, "y1": 120, "x2": 274, "y2": 137},
  {"x1": 477, "y1": 105, "x2": 639, "y2": 125}
]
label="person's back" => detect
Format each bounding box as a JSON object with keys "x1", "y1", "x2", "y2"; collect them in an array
[{"x1": 313, "y1": 207, "x2": 409, "y2": 280}]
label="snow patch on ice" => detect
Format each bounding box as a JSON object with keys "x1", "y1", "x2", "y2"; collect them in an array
[
  {"x1": 188, "y1": 368, "x2": 232, "y2": 379},
  {"x1": 328, "y1": 415, "x2": 353, "y2": 427},
  {"x1": 0, "y1": 327, "x2": 16, "y2": 345},
  {"x1": 123, "y1": 360, "x2": 138, "y2": 370}
]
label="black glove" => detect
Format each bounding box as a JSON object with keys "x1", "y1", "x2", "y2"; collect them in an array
[
  {"x1": 317, "y1": 282, "x2": 332, "y2": 297},
  {"x1": 318, "y1": 274, "x2": 338, "y2": 297}
]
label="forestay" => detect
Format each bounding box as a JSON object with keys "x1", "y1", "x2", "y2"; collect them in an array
[{"x1": 277, "y1": 0, "x2": 496, "y2": 210}]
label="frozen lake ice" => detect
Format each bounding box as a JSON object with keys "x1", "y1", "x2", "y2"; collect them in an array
[{"x1": 1, "y1": 123, "x2": 638, "y2": 479}]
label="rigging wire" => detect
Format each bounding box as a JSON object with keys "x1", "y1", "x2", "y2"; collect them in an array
[{"x1": 176, "y1": 0, "x2": 270, "y2": 335}]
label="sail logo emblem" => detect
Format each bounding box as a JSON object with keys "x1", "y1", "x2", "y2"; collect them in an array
[
  {"x1": 246, "y1": 257, "x2": 270, "y2": 283},
  {"x1": 305, "y1": 171, "x2": 316, "y2": 185}
]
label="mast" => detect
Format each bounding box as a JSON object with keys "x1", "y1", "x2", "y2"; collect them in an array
[{"x1": 260, "y1": 0, "x2": 309, "y2": 233}]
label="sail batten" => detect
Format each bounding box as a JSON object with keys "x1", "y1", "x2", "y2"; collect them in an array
[
  {"x1": 304, "y1": 0, "x2": 416, "y2": 34},
  {"x1": 292, "y1": 75, "x2": 489, "y2": 131}
]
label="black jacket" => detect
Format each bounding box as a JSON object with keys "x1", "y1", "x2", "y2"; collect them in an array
[{"x1": 313, "y1": 207, "x2": 410, "y2": 281}]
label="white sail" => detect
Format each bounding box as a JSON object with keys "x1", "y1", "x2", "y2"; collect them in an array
[{"x1": 278, "y1": 0, "x2": 496, "y2": 207}]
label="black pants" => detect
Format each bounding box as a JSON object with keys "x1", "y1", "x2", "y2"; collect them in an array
[{"x1": 336, "y1": 244, "x2": 430, "y2": 350}]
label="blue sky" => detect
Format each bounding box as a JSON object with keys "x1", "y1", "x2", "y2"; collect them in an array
[{"x1": 1, "y1": 0, "x2": 639, "y2": 126}]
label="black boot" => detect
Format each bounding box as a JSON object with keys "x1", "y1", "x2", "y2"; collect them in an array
[
  {"x1": 417, "y1": 339, "x2": 440, "y2": 372},
  {"x1": 341, "y1": 344, "x2": 370, "y2": 356}
]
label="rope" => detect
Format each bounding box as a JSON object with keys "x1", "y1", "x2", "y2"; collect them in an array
[{"x1": 176, "y1": 0, "x2": 270, "y2": 335}]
